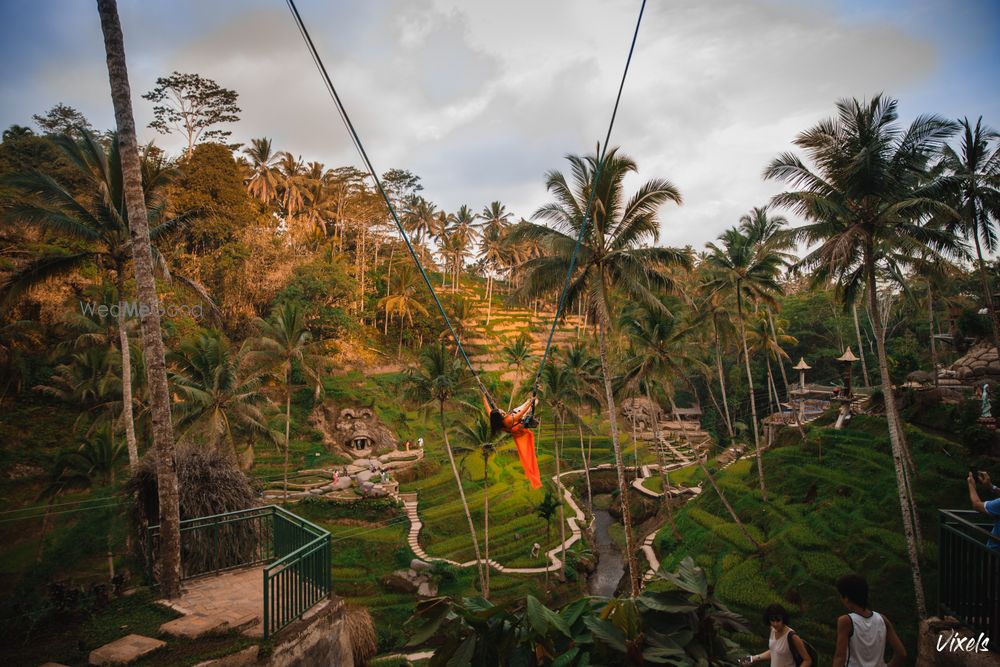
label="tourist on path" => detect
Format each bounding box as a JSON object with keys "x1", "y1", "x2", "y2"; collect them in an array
[
  {"x1": 742, "y1": 604, "x2": 812, "y2": 667},
  {"x1": 967, "y1": 469, "x2": 1000, "y2": 552},
  {"x1": 832, "y1": 574, "x2": 906, "y2": 667}
]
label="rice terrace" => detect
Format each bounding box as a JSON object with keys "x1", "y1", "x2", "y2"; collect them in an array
[{"x1": 0, "y1": 1, "x2": 998, "y2": 666}]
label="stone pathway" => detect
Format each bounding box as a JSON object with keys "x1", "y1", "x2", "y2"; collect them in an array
[
  {"x1": 88, "y1": 634, "x2": 165, "y2": 666},
  {"x1": 157, "y1": 567, "x2": 264, "y2": 638},
  {"x1": 402, "y1": 467, "x2": 587, "y2": 574}
]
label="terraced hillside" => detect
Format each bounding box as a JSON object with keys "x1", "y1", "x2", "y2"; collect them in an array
[{"x1": 455, "y1": 285, "x2": 586, "y2": 378}]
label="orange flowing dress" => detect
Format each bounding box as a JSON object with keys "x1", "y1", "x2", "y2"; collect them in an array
[
  {"x1": 484, "y1": 394, "x2": 542, "y2": 490},
  {"x1": 503, "y1": 414, "x2": 542, "y2": 489}
]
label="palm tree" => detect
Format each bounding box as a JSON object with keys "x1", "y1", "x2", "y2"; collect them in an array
[
  {"x1": 36, "y1": 346, "x2": 123, "y2": 435},
  {"x1": 765, "y1": 94, "x2": 960, "y2": 617},
  {"x1": 169, "y1": 331, "x2": 277, "y2": 463},
  {"x1": 455, "y1": 412, "x2": 498, "y2": 599},
  {"x1": 378, "y1": 265, "x2": 430, "y2": 357},
  {"x1": 515, "y1": 146, "x2": 688, "y2": 596},
  {"x1": 247, "y1": 304, "x2": 324, "y2": 501},
  {"x1": 97, "y1": 0, "x2": 182, "y2": 597},
  {"x1": 502, "y1": 334, "x2": 534, "y2": 411},
  {"x1": 0, "y1": 319, "x2": 42, "y2": 404},
  {"x1": 243, "y1": 137, "x2": 282, "y2": 206},
  {"x1": 704, "y1": 225, "x2": 784, "y2": 501},
  {"x1": 403, "y1": 196, "x2": 438, "y2": 244},
  {"x1": 563, "y1": 341, "x2": 600, "y2": 509},
  {"x1": 695, "y1": 280, "x2": 736, "y2": 440},
  {"x1": 2, "y1": 130, "x2": 185, "y2": 470},
  {"x1": 479, "y1": 202, "x2": 512, "y2": 324},
  {"x1": 939, "y1": 117, "x2": 1000, "y2": 352},
  {"x1": 276, "y1": 152, "x2": 307, "y2": 221},
  {"x1": 447, "y1": 205, "x2": 479, "y2": 291},
  {"x1": 406, "y1": 343, "x2": 487, "y2": 593},
  {"x1": 541, "y1": 362, "x2": 578, "y2": 575},
  {"x1": 619, "y1": 299, "x2": 710, "y2": 539},
  {"x1": 534, "y1": 488, "x2": 560, "y2": 593}
]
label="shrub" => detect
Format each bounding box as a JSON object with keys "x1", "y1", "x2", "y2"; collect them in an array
[
  {"x1": 716, "y1": 559, "x2": 787, "y2": 609},
  {"x1": 961, "y1": 424, "x2": 997, "y2": 455},
  {"x1": 800, "y1": 551, "x2": 849, "y2": 582}
]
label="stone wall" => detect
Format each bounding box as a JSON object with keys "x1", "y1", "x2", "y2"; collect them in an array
[{"x1": 951, "y1": 344, "x2": 1000, "y2": 386}]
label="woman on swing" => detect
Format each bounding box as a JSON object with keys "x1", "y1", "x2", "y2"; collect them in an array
[{"x1": 482, "y1": 392, "x2": 542, "y2": 489}]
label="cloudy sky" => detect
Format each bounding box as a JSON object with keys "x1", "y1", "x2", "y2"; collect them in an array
[{"x1": 2, "y1": 0, "x2": 999, "y2": 249}]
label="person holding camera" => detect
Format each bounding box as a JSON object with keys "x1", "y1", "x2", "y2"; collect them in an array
[
  {"x1": 741, "y1": 604, "x2": 813, "y2": 667},
  {"x1": 967, "y1": 469, "x2": 1000, "y2": 552}
]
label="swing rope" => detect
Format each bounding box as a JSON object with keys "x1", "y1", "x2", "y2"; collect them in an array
[
  {"x1": 526, "y1": 0, "x2": 648, "y2": 422},
  {"x1": 285, "y1": 0, "x2": 495, "y2": 404}
]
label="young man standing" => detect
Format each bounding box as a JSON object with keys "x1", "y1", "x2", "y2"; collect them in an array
[
  {"x1": 832, "y1": 574, "x2": 906, "y2": 667},
  {"x1": 967, "y1": 470, "x2": 1000, "y2": 552}
]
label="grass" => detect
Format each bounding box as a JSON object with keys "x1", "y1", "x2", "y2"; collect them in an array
[{"x1": 650, "y1": 416, "x2": 974, "y2": 663}]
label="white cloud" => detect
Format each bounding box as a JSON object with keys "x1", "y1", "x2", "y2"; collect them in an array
[{"x1": 1, "y1": 0, "x2": 968, "y2": 250}]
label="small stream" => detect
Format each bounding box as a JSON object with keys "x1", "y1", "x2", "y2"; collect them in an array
[{"x1": 589, "y1": 509, "x2": 625, "y2": 597}]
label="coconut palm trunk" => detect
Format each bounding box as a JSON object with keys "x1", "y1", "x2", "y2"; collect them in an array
[
  {"x1": 97, "y1": 0, "x2": 181, "y2": 598},
  {"x1": 865, "y1": 246, "x2": 926, "y2": 617},
  {"x1": 713, "y1": 318, "x2": 735, "y2": 438},
  {"x1": 483, "y1": 449, "x2": 490, "y2": 599},
  {"x1": 852, "y1": 303, "x2": 872, "y2": 387},
  {"x1": 577, "y1": 421, "x2": 593, "y2": 511},
  {"x1": 284, "y1": 367, "x2": 292, "y2": 504},
  {"x1": 598, "y1": 321, "x2": 640, "y2": 596},
  {"x1": 736, "y1": 295, "x2": 767, "y2": 501},
  {"x1": 115, "y1": 268, "x2": 138, "y2": 469},
  {"x1": 971, "y1": 231, "x2": 1000, "y2": 354},
  {"x1": 556, "y1": 415, "x2": 567, "y2": 575},
  {"x1": 645, "y1": 383, "x2": 679, "y2": 539},
  {"x1": 439, "y1": 404, "x2": 486, "y2": 593},
  {"x1": 927, "y1": 285, "x2": 938, "y2": 387}
]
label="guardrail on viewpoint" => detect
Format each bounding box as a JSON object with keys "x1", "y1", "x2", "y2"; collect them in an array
[
  {"x1": 148, "y1": 505, "x2": 331, "y2": 638},
  {"x1": 938, "y1": 509, "x2": 999, "y2": 648}
]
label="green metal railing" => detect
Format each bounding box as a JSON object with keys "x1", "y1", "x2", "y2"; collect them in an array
[
  {"x1": 149, "y1": 505, "x2": 331, "y2": 638},
  {"x1": 939, "y1": 509, "x2": 999, "y2": 648}
]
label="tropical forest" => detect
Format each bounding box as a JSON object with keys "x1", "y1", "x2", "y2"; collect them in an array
[{"x1": 1, "y1": 2, "x2": 999, "y2": 666}]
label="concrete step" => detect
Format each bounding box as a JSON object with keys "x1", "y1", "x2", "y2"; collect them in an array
[{"x1": 89, "y1": 635, "x2": 166, "y2": 666}]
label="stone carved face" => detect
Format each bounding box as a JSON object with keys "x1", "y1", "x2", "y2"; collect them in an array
[{"x1": 336, "y1": 407, "x2": 383, "y2": 452}]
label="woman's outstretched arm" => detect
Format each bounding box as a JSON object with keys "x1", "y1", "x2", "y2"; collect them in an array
[
  {"x1": 510, "y1": 395, "x2": 537, "y2": 422},
  {"x1": 482, "y1": 392, "x2": 493, "y2": 414}
]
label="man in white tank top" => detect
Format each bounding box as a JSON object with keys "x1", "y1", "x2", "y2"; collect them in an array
[{"x1": 832, "y1": 574, "x2": 907, "y2": 667}]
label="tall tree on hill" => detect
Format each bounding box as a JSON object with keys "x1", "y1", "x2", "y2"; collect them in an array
[
  {"x1": 378, "y1": 265, "x2": 430, "y2": 356},
  {"x1": 243, "y1": 137, "x2": 282, "y2": 206},
  {"x1": 32, "y1": 103, "x2": 94, "y2": 139},
  {"x1": 502, "y1": 334, "x2": 534, "y2": 411},
  {"x1": 169, "y1": 330, "x2": 277, "y2": 464},
  {"x1": 142, "y1": 71, "x2": 240, "y2": 157},
  {"x1": 447, "y1": 205, "x2": 479, "y2": 291},
  {"x1": 562, "y1": 341, "x2": 600, "y2": 509},
  {"x1": 515, "y1": 146, "x2": 688, "y2": 596},
  {"x1": 97, "y1": 0, "x2": 182, "y2": 597},
  {"x1": 704, "y1": 224, "x2": 784, "y2": 501},
  {"x1": 478, "y1": 203, "x2": 511, "y2": 324},
  {"x1": 620, "y1": 299, "x2": 710, "y2": 540},
  {"x1": 541, "y1": 363, "x2": 577, "y2": 575},
  {"x1": 2, "y1": 130, "x2": 186, "y2": 470},
  {"x1": 455, "y1": 413, "x2": 497, "y2": 599},
  {"x1": 406, "y1": 343, "x2": 487, "y2": 593},
  {"x1": 766, "y1": 94, "x2": 960, "y2": 617},
  {"x1": 247, "y1": 304, "x2": 323, "y2": 502},
  {"x1": 939, "y1": 117, "x2": 1000, "y2": 353}
]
